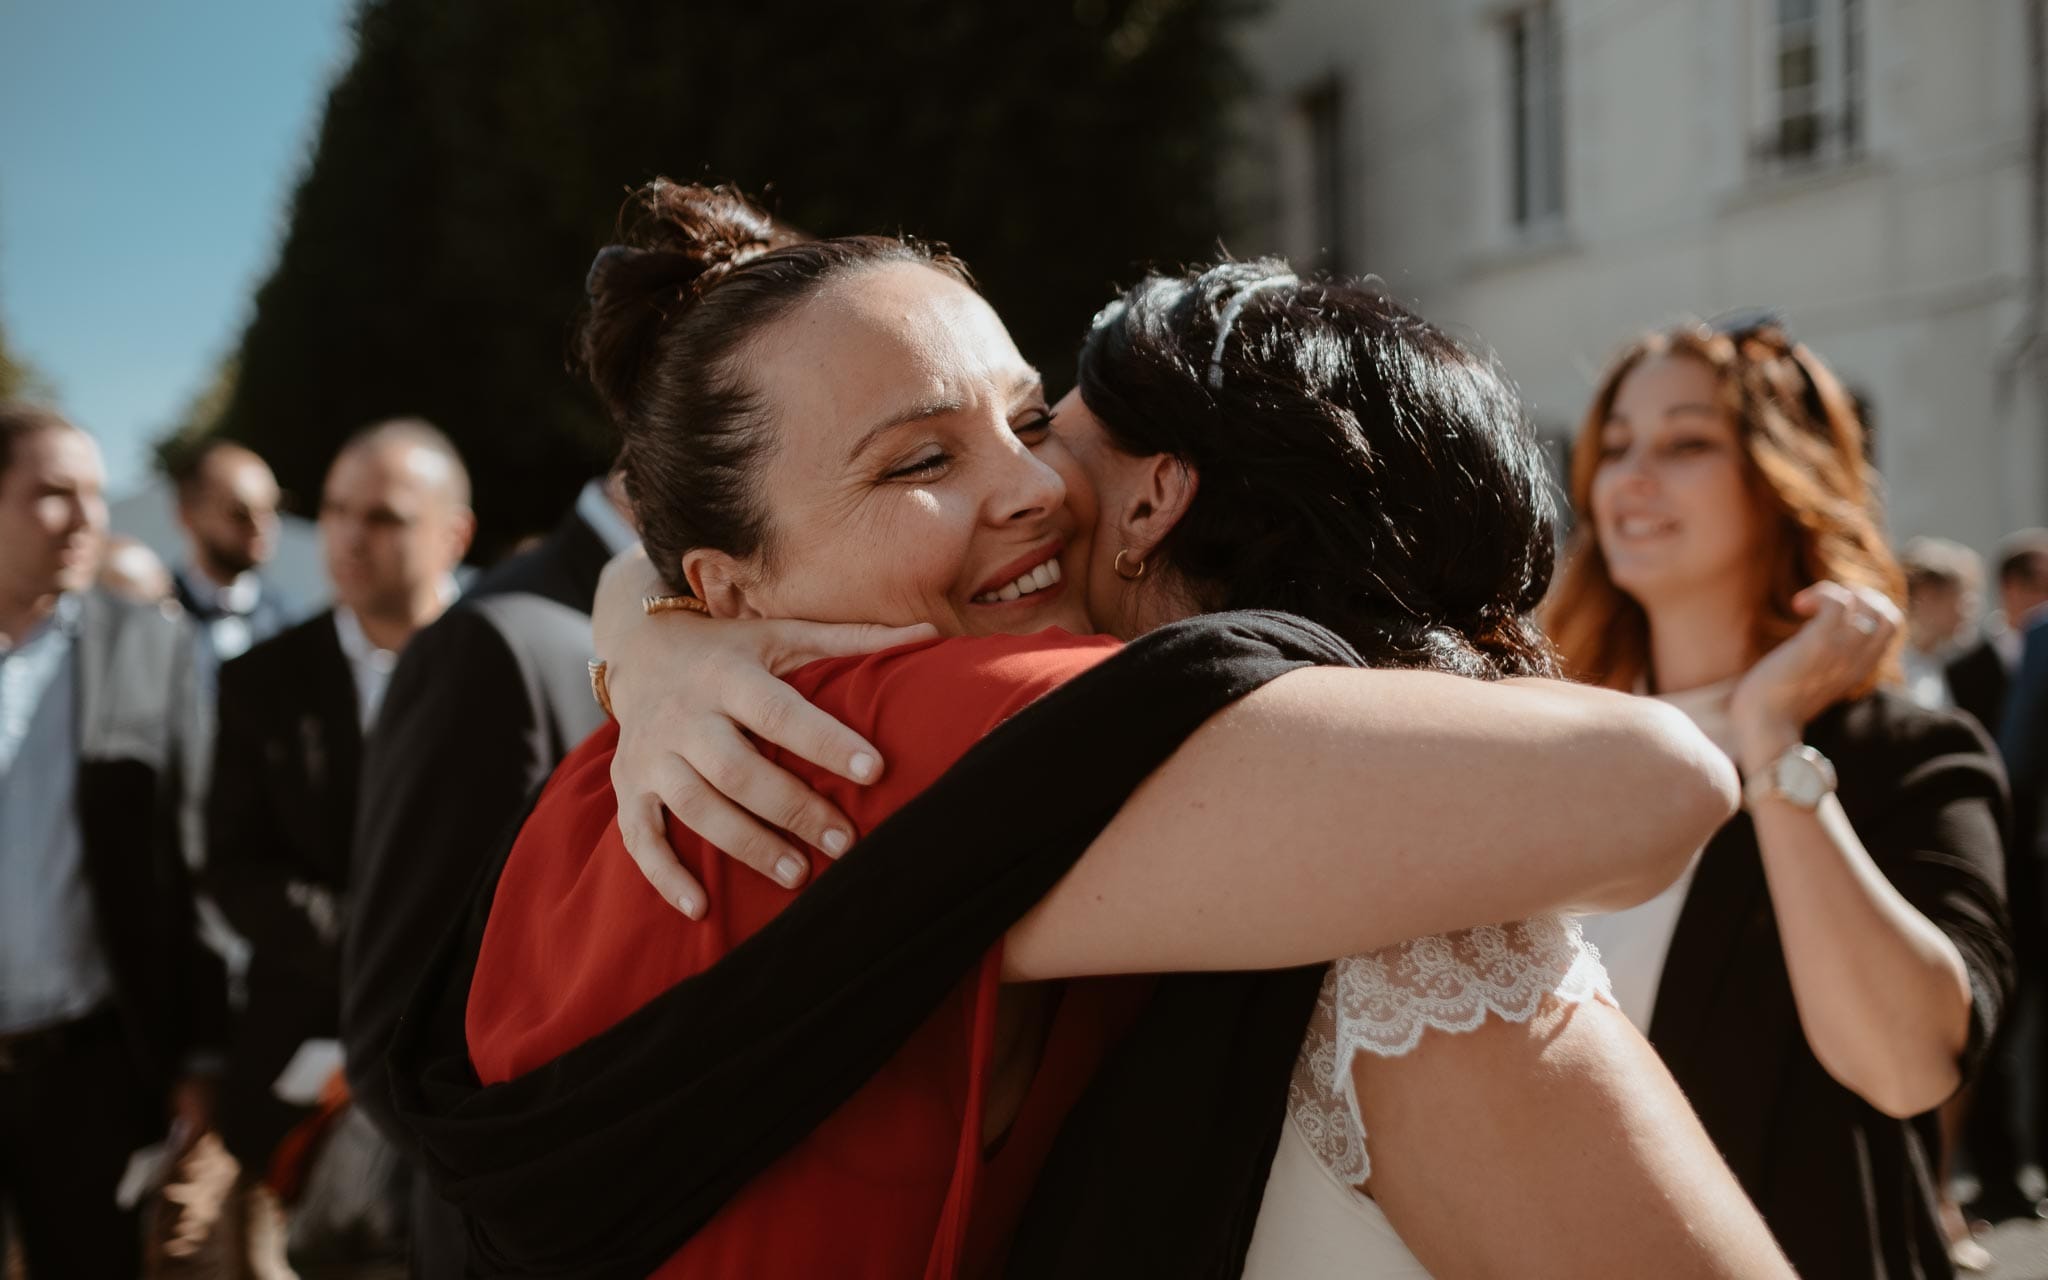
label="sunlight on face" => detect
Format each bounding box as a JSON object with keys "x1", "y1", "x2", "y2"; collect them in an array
[
  {"x1": 1590, "y1": 354, "x2": 1767, "y2": 610},
  {"x1": 719, "y1": 262, "x2": 1098, "y2": 639}
]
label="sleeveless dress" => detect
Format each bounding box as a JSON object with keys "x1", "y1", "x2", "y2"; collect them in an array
[{"x1": 1243, "y1": 916, "x2": 1614, "y2": 1277}]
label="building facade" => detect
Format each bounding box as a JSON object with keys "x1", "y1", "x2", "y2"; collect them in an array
[{"x1": 1228, "y1": 0, "x2": 2048, "y2": 557}]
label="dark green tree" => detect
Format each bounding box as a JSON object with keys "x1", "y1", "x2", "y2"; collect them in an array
[
  {"x1": 207, "y1": 0, "x2": 1256, "y2": 557},
  {"x1": 0, "y1": 314, "x2": 51, "y2": 404}
]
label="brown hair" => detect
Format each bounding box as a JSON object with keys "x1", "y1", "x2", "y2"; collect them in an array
[
  {"x1": 0, "y1": 402, "x2": 79, "y2": 478},
  {"x1": 1544, "y1": 321, "x2": 1904, "y2": 694},
  {"x1": 577, "y1": 180, "x2": 971, "y2": 592}
]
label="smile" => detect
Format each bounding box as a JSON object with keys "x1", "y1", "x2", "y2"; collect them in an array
[{"x1": 972, "y1": 555, "x2": 1063, "y2": 604}]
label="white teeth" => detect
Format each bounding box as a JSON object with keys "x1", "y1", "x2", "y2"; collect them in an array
[{"x1": 973, "y1": 556, "x2": 1064, "y2": 604}]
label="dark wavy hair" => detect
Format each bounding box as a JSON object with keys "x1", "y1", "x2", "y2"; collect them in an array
[
  {"x1": 577, "y1": 180, "x2": 971, "y2": 591},
  {"x1": 1078, "y1": 260, "x2": 1560, "y2": 679}
]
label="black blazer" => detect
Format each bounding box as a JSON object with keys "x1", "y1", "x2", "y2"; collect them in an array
[
  {"x1": 1947, "y1": 637, "x2": 2011, "y2": 743},
  {"x1": 1648, "y1": 691, "x2": 2012, "y2": 1280},
  {"x1": 203, "y1": 610, "x2": 361, "y2": 1166},
  {"x1": 340, "y1": 507, "x2": 611, "y2": 1278},
  {"x1": 73, "y1": 591, "x2": 229, "y2": 1108}
]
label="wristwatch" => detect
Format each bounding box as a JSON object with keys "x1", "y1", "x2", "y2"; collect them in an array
[{"x1": 1742, "y1": 744, "x2": 1838, "y2": 812}]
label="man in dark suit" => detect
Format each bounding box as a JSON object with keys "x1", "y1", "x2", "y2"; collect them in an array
[
  {"x1": 0, "y1": 404, "x2": 227, "y2": 1278},
  {"x1": 1950, "y1": 530, "x2": 2048, "y2": 740},
  {"x1": 342, "y1": 472, "x2": 632, "y2": 1276},
  {"x1": 167, "y1": 440, "x2": 297, "y2": 682},
  {"x1": 1962, "y1": 528, "x2": 2048, "y2": 1220},
  {"x1": 204, "y1": 421, "x2": 473, "y2": 1218}
]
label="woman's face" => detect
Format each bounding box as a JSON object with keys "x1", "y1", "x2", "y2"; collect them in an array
[
  {"x1": 714, "y1": 262, "x2": 1097, "y2": 639},
  {"x1": 1589, "y1": 353, "x2": 1766, "y2": 611}
]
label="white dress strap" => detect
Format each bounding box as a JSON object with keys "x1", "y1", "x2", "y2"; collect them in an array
[{"x1": 1288, "y1": 915, "x2": 1613, "y2": 1185}]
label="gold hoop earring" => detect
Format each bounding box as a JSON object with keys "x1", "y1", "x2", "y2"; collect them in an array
[{"x1": 1114, "y1": 548, "x2": 1148, "y2": 582}]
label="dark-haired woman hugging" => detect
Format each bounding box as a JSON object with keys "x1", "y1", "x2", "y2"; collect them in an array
[{"x1": 392, "y1": 183, "x2": 1790, "y2": 1278}]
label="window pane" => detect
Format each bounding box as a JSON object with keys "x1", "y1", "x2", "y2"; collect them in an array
[
  {"x1": 1779, "y1": 0, "x2": 1817, "y2": 24},
  {"x1": 1779, "y1": 112, "x2": 1820, "y2": 159},
  {"x1": 1778, "y1": 42, "x2": 1818, "y2": 91}
]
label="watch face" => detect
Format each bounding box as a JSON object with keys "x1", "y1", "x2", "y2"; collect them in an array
[{"x1": 1775, "y1": 751, "x2": 1828, "y2": 808}]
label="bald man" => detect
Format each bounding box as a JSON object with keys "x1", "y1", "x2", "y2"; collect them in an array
[
  {"x1": 202, "y1": 420, "x2": 472, "y2": 1241},
  {"x1": 170, "y1": 440, "x2": 295, "y2": 678}
]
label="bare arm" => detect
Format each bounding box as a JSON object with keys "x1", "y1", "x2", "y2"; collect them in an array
[
  {"x1": 1360, "y1": 997, "x2": 1792, "y2": 1278},
  {"x1": 1728, "y1": 583, "x2": 1978, "y2": 1118},
  {"x1": 1003, "y1": 667, "x2": 1738, "y2": 980}
]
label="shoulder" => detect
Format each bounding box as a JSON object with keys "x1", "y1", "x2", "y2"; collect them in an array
[
  {"x1": 787, "y1": 630, "x2": 1121, "y2": 809},
  {"x1": 795, "y1": 629, "x2": 1122, "y2": 735},
  {"x1": 79, "y1": 589, "x2": 190, "y2": 659},
  {"x1": 1945, "y1": 638, "x2": 1999, "y2": 681},
  {"x1": 1821, "y1": 689, "x2": 1999, "y2": 770}
]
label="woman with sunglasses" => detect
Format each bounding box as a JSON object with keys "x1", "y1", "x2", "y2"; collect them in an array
[{"x1": 1545, "y1": 316, "x2": 2013, "y2": 1279}]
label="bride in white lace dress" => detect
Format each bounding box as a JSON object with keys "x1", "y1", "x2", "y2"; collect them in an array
[
  {"x1": 1247, "y1": 917, "x2": 1623, "y2": 1276},
  {"x1": 590, "y1": 252, "x2": 1793, "y2": 1276}
]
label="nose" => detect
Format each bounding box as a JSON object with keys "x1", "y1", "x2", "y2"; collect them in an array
[{"x1": 988, "y1": 436, "x2": 1064, "y2": 527}]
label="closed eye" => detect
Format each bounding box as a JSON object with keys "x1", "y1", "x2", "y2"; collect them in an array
[{"x1": 884, "y1": 451, "x2": 952, "y2": 481}]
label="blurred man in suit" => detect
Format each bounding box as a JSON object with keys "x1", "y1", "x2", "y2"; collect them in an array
[
  {"x1": 1899, "y1": 536, "x2": 1982, "y2": 711},
  {"x1": 343, "y1": 472, "x2": 632, "y2": 1276},
  {"x1": 204, "y1": 420, "x2": 472, "y2": 1245},
  {"x1": 0, "y1": 404, "x2": 226, "y2": 1278},
  {"x1": 169, "y1": 440, "x2": 295, "y2": 683},
  {"x1": 1963, "y1": 529, "x2": 2048, "y2": 1221},
  {"x1": 1950, "y1": 530, "x2": 2048, "y2": 740}
]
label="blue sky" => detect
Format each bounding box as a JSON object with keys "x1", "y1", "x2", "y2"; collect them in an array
[{"x1": 0, "y1": 0, "x2": 355, "y2": 495}]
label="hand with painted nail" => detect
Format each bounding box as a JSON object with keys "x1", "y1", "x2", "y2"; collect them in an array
[{"x1": 593, "y1": 547, "x2": 936, "y2": 916}]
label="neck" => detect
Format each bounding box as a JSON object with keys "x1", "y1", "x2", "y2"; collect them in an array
[
  {"x1": 353, "y1": 582, "x2": 451, "y2": 653},
  {"x1": 1641, "y1": 585, "x2": 1758, "y2": 695},
  {"x1": 193, "y1": 557, "x2": 244, "y2": 591},
  {"x1": 0, "y1": 590, "x2": 61, "y2": 650}
]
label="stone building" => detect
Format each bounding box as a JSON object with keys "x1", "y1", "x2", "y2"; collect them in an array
[{"x1": 1228, "y1": 0, "x2": 2048, "y2": 555}]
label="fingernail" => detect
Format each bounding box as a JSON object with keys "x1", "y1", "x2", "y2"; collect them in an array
[
  {"x1": 775, "y1": 853, "x2": 808, "y2": 887},
  {"x1": 849, "y1": 752, "x2": 878, "y2": 782},
  {"x1": 677, "y1": 891, "x2": 703, "y2": 919},
  {"x1": 822, "y1": 828, "x2": 850, "y2": 856}
]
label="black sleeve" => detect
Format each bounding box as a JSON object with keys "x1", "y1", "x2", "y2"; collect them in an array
[
  {"x1": 1863, "y1": 708, "x2": 2016, "y2": 1080},
  {"x1": 340, "y1": 605, "x2": 547, "y2": 1145},
  {"x1": 165, "y1": 612, "x2": 229, "y2": 1065},
  {"x1": 202, "y1": 656, "x2": 332, "y2": 986}
]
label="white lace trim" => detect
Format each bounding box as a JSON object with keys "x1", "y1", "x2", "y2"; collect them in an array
[{"x1": 1287, "y1": 915, "x2": 1614, "y2": 1186}]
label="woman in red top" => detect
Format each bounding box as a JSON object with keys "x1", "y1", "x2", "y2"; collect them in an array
[{"x1": 438, "y1": 182, "x2": 1783, "y2": 1277}]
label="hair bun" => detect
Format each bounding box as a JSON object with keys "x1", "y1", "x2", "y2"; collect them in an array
[{"x1": 578, "y1": 180, "x2": 794, "y2": 421}]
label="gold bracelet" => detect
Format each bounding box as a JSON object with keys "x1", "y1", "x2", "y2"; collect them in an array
[
  {"x1": 643, "y1": 593, "x2": 711, "y2": 616},
  {"x1": 587, "y1": 659, "x2": 616, "y2": 719}
]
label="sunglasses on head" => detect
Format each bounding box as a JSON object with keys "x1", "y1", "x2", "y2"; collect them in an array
[{"x1": 1702, "y1": 308, "x2": 1829, "y2": 425}]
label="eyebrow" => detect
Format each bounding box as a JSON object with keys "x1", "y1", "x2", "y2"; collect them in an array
[
  {"x1": 1605, "y1": 402, "x2": 1722, "y2": 427},
  {"x1": 843, "y1": 366, "x2": 1044, "y2": 462}
]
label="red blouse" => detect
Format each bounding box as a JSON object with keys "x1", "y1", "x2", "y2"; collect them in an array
[{"x1": 466, "y1": 630, "x2": 1142, "y2": 1279}]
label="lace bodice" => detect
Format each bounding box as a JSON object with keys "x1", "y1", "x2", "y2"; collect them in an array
[{"x1": 1287, "y1": 915, "x2": 1613, "y2": 1185}]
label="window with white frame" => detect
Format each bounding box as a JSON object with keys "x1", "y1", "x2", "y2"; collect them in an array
[
  {"x1": 1506, "y1": 2, "x2": 1564, "y2": 229},
  {"x1": 1758, "y1": 0, "x2": 1865, "y2": 169}
]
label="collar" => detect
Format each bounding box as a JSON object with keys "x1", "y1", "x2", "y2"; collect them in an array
[
  {"x1": 182, "y1": 567, "x2": 263, "y2": 615},
  {"x1": 575, "y1": 479, "x2": 639, "y2": 558},
  {"x1": 332, "y1": 607, "x2": 399, "y2": 676}
]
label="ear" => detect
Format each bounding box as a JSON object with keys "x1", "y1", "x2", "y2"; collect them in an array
[
  {"x1": 448, "y1": 507, "x2": 477, "y2": 565},
  {"x1": 1118, "y1": 453, "x2": 1198, "y2": 563},
  {"x1": 682, "y1": 548, "x2": 766, "y2": 620}
]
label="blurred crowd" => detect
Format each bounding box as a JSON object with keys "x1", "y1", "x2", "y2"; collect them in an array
[{"x1": 0, "y1": 305, "x2": 2046, "y2": 1278}]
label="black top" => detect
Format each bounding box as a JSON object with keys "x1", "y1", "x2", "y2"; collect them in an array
[
  {"x1": 1648, "y1": 690, "x2": 2012, "y2": 1280},
  {"x1": 203, "y1": 610, "x2": 361, "y2": 1166}
]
